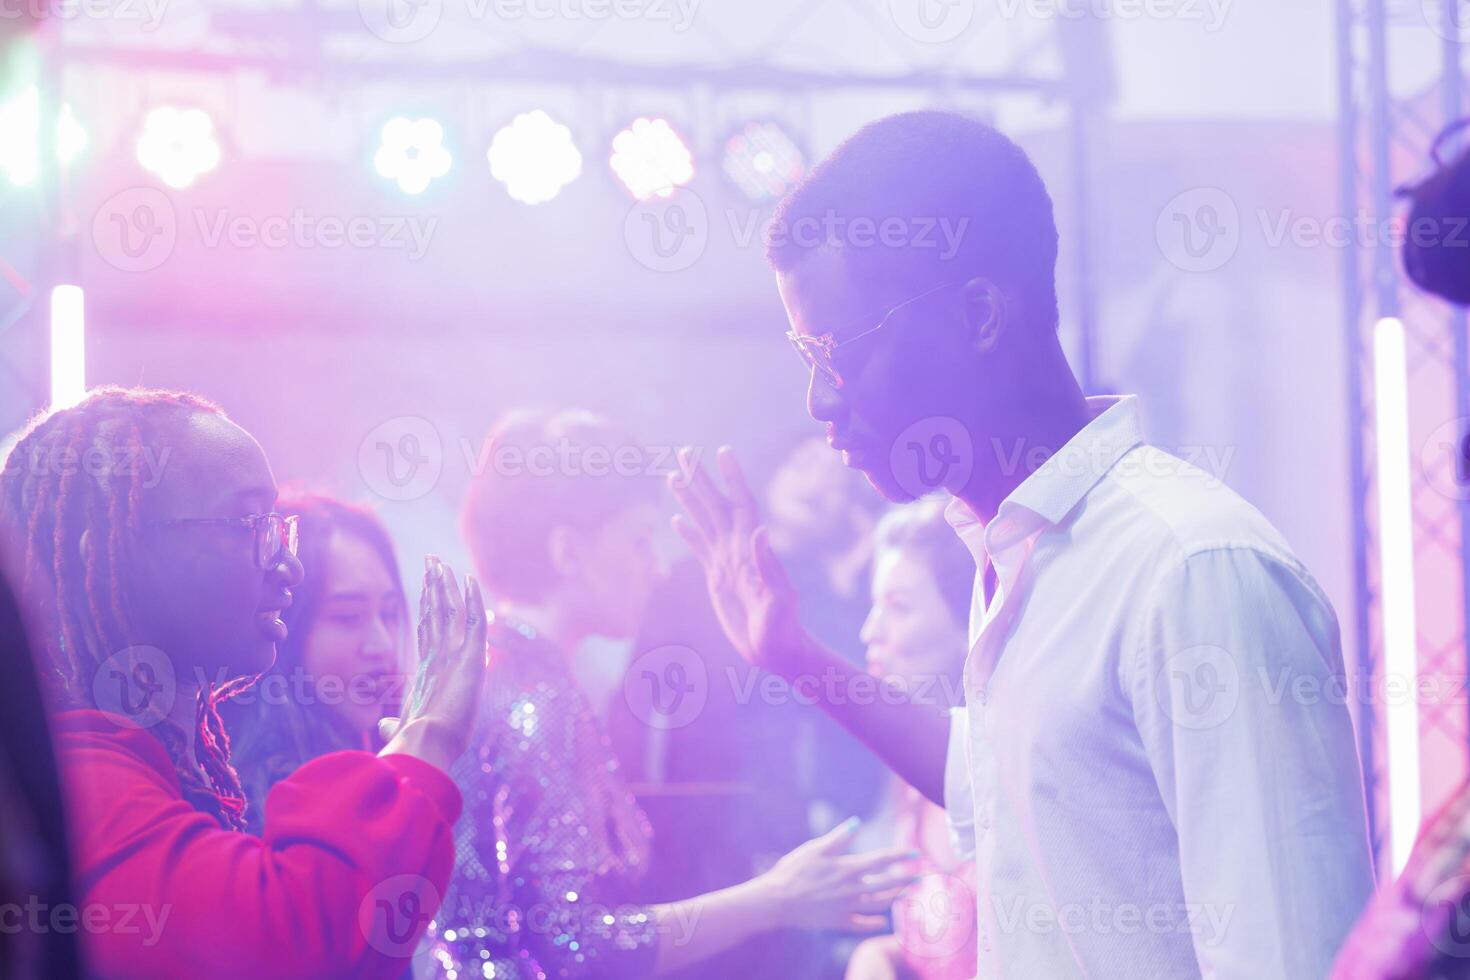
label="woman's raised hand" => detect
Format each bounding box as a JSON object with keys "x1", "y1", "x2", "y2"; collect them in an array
[{"x1": 378, "y1": 555, "x2": 488, "y2": 773}]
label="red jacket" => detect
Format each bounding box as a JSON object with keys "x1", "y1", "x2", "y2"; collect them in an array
[{"x1": 54, "y1": 709, "x2": 461, "y2": 979}]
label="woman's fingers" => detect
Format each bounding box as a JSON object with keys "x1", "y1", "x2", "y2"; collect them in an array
[
  {"x1": 845, "y1": 913, "x2": 891, "y2": 934},
  {"x1": 461, "y1": 575, "x2": 488, "y2": 665},
  {"x1": 751, "y1": 526, "x2": 795, "y2": 594},
  {"x1": 842, "y1": 847, "x2": 918, "y2": 876}
]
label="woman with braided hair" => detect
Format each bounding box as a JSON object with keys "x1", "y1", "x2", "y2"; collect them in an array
[{"x1": 0, "y1": 386, "x2": 488, "y2": 979}]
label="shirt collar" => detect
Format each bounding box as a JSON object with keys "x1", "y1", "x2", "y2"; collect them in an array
[{"x1": 942, "y1": 395, "x2": 1144, "y2": 561}]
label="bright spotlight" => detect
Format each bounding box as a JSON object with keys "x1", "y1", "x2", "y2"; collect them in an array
[
  {"x1": 136, "y1": 106, "x2": 221, "y2": 189},
  {"x1": 723, "y1": 122, "x2": 804, "y2": 202},
  {"x1": 609, "y1": 117, "x2": 694, "y2": 201},
  {"x1": 487, "y1": 110, "x2": 582, "y2": 205},
  {"x1": 374, "y1": 116, "x2": 452, "y2": 195},
  {"x1": 0, "y1": 87, "x2": 88, "y2": 186}
]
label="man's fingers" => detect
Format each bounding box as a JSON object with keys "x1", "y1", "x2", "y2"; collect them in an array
[
  {"x1": 671, "y1": 513, "x2": 711, "y2": 564},
  {"x1": 751, "y1": 526, "x2": 795, "y2": 593},
  {"x1": 669, "y1": 468, "x2": 718, "y2": 541},
  {"x1": 716, "y1": 446, "x2": 759, "y2": 527},
  {"x1": 683, "y1": 447, "x2": 734, "y2": 533}
]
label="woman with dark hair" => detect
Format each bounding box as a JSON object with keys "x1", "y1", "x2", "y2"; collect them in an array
[
  {"x1": 425, "y1": 409, "x2": 916, "y2": 979},
  {"x1": 0, "y1": 386, "x2": 486, "y2": 979},
  {"x1": 226, "y1": 492, "x2": 409, "y2": 834}
]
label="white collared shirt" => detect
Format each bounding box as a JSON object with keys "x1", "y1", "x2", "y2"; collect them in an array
[{"x1": 943, "y1": 395, "x2": 1374, "y2": 979}]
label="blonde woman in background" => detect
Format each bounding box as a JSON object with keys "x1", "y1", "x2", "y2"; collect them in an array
[{"x1": 847, "y1": 497, "x2": 978, "y2": 980}]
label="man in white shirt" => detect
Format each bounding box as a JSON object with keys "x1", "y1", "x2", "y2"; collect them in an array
[{"x1": 668, "y1": 109, "x2": 1375, "y2": 978}]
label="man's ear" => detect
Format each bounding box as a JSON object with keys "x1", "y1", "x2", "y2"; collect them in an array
[
  {"x1": 547, "y1": 525, "x2": 579, "y2": 579},
  {"x1": 961, "y1": 278, "x2": 1008, "y2": 355}
]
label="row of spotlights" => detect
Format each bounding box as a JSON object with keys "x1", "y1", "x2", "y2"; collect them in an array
[{"x1": 0, "y1": 95, "x2": 806, "y2": 204}]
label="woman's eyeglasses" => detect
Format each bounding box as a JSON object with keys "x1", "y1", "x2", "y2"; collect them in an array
[{"x1": 147, "y1": 513, "x2": 300, "y2": 570}]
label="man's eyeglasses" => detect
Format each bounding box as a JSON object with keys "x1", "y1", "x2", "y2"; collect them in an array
[
  {"x1": 785, "y1": 280, "x2": 962, "y2": 389},
  {"x1": 147, "y1": 513, "x2": 300, "y2": 570}
]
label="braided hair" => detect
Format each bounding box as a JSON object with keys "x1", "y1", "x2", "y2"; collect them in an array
[{"x1": 0, "y1": 386, "x2": 254, "y2": 830}]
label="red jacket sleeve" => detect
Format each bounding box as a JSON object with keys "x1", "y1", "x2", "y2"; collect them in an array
[{"x1": 56, "y1": 710, "x2": 461, "y2": 980}]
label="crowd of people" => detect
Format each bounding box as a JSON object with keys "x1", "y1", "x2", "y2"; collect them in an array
[{"x1": 2, "y1": 107, "x2": 1469, "y2": 979}]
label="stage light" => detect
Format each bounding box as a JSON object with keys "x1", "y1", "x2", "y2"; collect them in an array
[
  {"x1": 487, "y1": 110, "x2": 582, "y2": 205},
  {"x1": 136, "y1": 106, "x2": 221, "y2": 189},
  {"x1": 609, "y1": 117, "x2": 694, "y2": 201},
  {"x1": 50, "y1": 284, "x2": 84, "y2": 411},
  {"x1": 1373, "y1": 315, "x2": 1421, "y2": 875},
  {"x1": 0, "y1": 87, "x2": 88, "y2": 186},
  {"x1": 722, "y1": 122, "x2": 804, "y2": 203},
  {"x1": 374, "y1": 116, "x2": 452, "y2": 195}
]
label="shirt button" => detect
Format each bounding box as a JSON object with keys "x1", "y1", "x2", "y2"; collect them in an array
[{"x1": 975, "y1": 688, "x2": 989, "y2": 705}]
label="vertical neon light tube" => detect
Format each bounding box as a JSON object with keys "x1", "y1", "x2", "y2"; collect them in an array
[
  {"x1": 1374, "y1": 316, "x2": 1420, "y2": 874},
  {"x1": 50, "y1": 284, "x2": 84, "y2": 411}
]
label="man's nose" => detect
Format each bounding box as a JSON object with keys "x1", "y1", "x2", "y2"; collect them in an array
[{"x1": 806, "y1": 367, "x2": 846, "y2": 425}]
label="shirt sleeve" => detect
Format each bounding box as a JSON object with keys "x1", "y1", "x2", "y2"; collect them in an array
[
  {"x1": 944, "y1": 705, "x2": 977, "y2": 862},
  {"x1": 1129, "y1": 547, "x2": 1376, "y2": 979},
  {"x1": 59, "y1": 715, "x2": 461, "y2": 980}
]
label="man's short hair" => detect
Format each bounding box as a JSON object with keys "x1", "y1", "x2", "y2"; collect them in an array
[
  {"x1": 461, "y1": 409, "x2": 660, "y2": 603},
  {"x1": 766, "y1": 110, "x2": 1060, "y2": 331}
]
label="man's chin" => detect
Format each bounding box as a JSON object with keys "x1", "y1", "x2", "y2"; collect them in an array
[{"x1": 856, "y1": 463, "x2": 924, "y2": 504}]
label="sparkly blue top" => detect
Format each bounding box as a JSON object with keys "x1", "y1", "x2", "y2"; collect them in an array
[{"x1": 424, "y1": 617, "x2": 658, "y2": 979}]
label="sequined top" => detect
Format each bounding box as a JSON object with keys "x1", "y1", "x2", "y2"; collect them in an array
[{"x1": 424, "y1": 618, "x2": 658, "y2": 980}]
